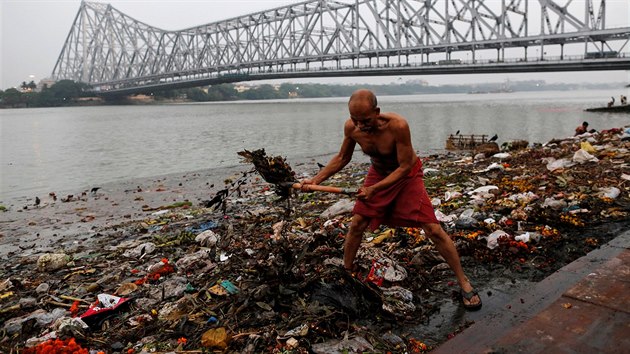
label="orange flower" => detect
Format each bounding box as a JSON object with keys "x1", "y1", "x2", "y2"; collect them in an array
[
  {"x1": 177, "y1": 337, "x2": 188, "y2": 345},
  {"x1": 408, "y1": 338, "x2": 428, "y2": 353},
  {"x1": 69, "y1": 300, "x2": 81, "y2": 317},
  {"x1": 127, "y1": 349, "x2": 135, "y2": 354}
]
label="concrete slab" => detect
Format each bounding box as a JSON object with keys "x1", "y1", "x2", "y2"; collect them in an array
[
  {"x1": 490, "y1": 297, "x2": 630, "y2": 353},
  {"x1": 564, "y1": 250, "x2": 630, "y2": 313},
  {"x1": 432, "y1": 230, "x2": 630, "y2": 354}
]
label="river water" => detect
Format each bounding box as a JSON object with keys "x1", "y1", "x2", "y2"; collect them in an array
[{"x1": 1, "y1": 89, "x2": 628, "y2": 202}]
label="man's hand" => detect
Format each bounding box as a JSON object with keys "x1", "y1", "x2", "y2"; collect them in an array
[
  {"x1": 357, "y1": 186, "x2": 376, "y2": 200},
  {"x1": 299, "y1": 178, "x2": 317, "y2": 191},
  {"x1": 300, "y1": 178, "x2": 316, "y2": 185}
]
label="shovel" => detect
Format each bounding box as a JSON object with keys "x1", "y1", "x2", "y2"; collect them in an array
[
  {"x1": 280, "y1": 182, "x2": 357, "y2": 195},
  {"x1": 238, "y1": 149, "x2": 357, "y2": 195}
]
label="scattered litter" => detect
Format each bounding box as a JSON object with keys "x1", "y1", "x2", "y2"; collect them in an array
[{"x1": 2, "y1": 125, "x2": 629, "y2": 352}]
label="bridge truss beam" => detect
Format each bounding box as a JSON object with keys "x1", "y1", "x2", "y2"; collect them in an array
[{"x1": 52, "y1": 0, "x2": 630, "y2": 94}]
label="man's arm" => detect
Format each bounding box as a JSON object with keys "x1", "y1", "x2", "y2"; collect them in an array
[
  {"x1": 359, "y1": 117, "x2": 416, "y2": 199},
  {"x1": 306, "y1": 119, "x2": 356, "y2": 185}
]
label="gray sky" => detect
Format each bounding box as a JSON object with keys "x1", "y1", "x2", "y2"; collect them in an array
[{"x1": 1, "y1": 0, "x2": 628, "y2": 90}]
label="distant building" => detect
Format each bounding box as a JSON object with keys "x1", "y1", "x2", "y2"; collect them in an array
[
  {"x1": 128, "y1": 94, "x2": 153, "y2": 101},
  {"x1": 234, "y1": 84, "x2": 252, "y2": 93},
  {"x1": 407, "y1": 79, "x2": 429, "y2": 86},
  {"x1": 37, "y1": 78, "x2": 56, "y2": 92}
]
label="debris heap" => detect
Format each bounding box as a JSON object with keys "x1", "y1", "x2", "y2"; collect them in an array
[{"x1": 1, "y1": 127, "x2": 629, "y2": 353}]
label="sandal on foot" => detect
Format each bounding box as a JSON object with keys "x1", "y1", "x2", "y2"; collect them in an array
[
  {"x1": 461, "y1": 289, "x2": 482, "y2": 311},
  {"x1": 343, "y1": 265, "x2": 364, "y2": 281}
]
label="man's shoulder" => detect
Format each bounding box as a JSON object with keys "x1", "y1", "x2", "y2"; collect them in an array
[
  {"x1": 381, "y1": 112, "x2": 408, "y2": 122},
  {"x1": 381, "y1": 112, "x2": 409, "y2": 129}
]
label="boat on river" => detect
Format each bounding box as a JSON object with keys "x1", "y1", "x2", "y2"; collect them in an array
[
  {"x1": 446, "y1": 134, "x2": 490, "y2": 150},
  {"x1": 584, "y1": 104, "x2": 630, "y2": 113}
]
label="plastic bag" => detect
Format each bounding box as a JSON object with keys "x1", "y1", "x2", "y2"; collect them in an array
[
  {"x1": 483, "y1": 230, "x2": 510, "y2": 249},
  {"x1": 598, "y1": 187, "x2": 620, "y2": 199},
  {"x1": 80, "y1": 294, "x2": 130, "y2": 321},
  {"x1": 546, "y1": 158, "x2": 574, "y2": 171},
  {"x1": 580, "y1": 141, "x2": 596, "y2": 154},
  {"x1": 572, "y1": 149, "x2": 598, "y2": 164},
  {"x1": 320, "y1": 198, "x2": 354, "y2": 218}
]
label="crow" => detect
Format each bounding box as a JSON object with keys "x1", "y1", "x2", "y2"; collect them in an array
[
  {"x1": 455, "y1": 130, "x2": 460, "y2": 135},
  {"x1": 317, "y1": 162, "x2": 326, "y2": 170},
  {"x1": 488, "y1": 134, "x2": 498, "y2": 142},
  {"x1": 90, "y1": 187, "x2": 101, "y2": 194},
  {"x1": 34, "y1": 197, "x2": 40, "y2": 206}
]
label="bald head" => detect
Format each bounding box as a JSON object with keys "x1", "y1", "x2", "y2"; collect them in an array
[
  {"x1": 349, "y1": 89, "x2": 377, "y2": 110},
  {"x1": 348, "y1": 89, "x2": 381, "y2": 133}
]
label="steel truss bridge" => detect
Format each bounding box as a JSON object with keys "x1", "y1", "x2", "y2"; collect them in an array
[{"x1": 52, "y1": 0, "x2": 630, "y2": 95}]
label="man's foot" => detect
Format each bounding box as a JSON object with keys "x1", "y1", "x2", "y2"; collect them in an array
[
  {"x1": 460, "y1": 288, "x2": 482, "y2": 311},
  {"x1": 343, "y1": 264, "x2": 364, "y2": 280}
]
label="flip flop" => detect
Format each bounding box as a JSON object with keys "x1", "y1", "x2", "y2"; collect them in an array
[
  {"x1": 461, "y1": 288, "x2": 482, "y2": 311},
  {"x1": 344, "y1": 264, "x2": 366, "y2": 282}
]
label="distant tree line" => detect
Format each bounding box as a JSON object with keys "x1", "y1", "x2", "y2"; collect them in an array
[
  {"x1": 0, "y1": 80, "x2": 92, "y2": 108},
  {"x1": 0, "y1": 79, "x2": 624, "y2": 108}
]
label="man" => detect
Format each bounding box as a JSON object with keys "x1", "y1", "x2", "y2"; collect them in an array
[
  {"x1": 575, "y1": 121, "x2": 589, "y2": 135},
  {"x1": 302, "y1": 89, "x2": 482, "y2": 310}
]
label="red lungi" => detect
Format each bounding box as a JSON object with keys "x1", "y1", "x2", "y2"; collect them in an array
[{"x1": 352, "y1": 159, "x2": 439, "y2": 231}]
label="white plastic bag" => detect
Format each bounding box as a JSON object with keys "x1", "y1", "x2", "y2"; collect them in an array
[
  {"x1": 572, "y1": 149, "x2": 598, "y2": 164},
  {"x1": 546, "y1": 158, "x2": 574, "y2": 172},
  {"x1": 483, "y1": 230, "x2": 509, "y2": 249},
  {"x1": 598, "y1": 187, "x2": 620, "y2": 199}
]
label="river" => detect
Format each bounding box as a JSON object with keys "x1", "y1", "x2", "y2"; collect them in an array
[{"x1": 1, "y1": 89, "x2": 628, "y2": 202}]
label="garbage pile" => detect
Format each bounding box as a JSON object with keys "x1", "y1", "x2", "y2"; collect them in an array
[{"x1": 1, "y1": 127, "x2": 628, "y2": 353}]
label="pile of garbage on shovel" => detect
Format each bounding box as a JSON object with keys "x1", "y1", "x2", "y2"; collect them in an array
[{"x1": 1, "y1": 127, "x2": 629, "y2": 353}]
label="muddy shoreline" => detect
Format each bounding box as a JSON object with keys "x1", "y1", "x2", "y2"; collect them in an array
[
  {"x1": 0, "y1": 152, "x2": 365, "y2": 259},
  {"x1": 1, "y1": 130, "x2": 628, "y2": 353}
]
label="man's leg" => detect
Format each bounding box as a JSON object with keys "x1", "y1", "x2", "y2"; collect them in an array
[
  {"x1": 343, "y1": 213, "x2": 371, "y2": 270},
  {"x1": 421, "y1": 223, "x2": 481, "y2": 308}
]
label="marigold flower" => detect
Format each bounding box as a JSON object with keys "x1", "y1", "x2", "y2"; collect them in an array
[{"x1": 69, "y1": 300, "x2": 80, "y2": 317}]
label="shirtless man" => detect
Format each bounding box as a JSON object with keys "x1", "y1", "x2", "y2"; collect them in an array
[
  {"x1": 302, "y1": 89, "x2": 482, "y2": 310},
  {"x1": 575, "y1": 121, "x2": 589, "y2": 136}
]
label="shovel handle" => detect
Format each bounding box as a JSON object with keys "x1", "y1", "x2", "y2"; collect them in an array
[{"x1": 290, "y1": 183, "x2": 357, "y2": 195}]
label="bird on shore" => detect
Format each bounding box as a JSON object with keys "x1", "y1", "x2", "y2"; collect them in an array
[
  {"x1": 90, "y1": 187, "x2": 101, "y2": 195},
  {"x1": 34, "y1": 197, "x2": 40, "y2": 206},
  {"x1": 489, "y1": 134, "x2": 498, "y2": 142},
  {"x1": 317, "y1": 162, "x2": 326, "y2": 170},
  {"x1": 455, "y1": 130, "x2": 460, "y2": 135}
]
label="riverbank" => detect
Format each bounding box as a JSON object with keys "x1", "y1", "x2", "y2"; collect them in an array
[{"x1": 1, "y1": 128, "x2": 628, "y2": 353}]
